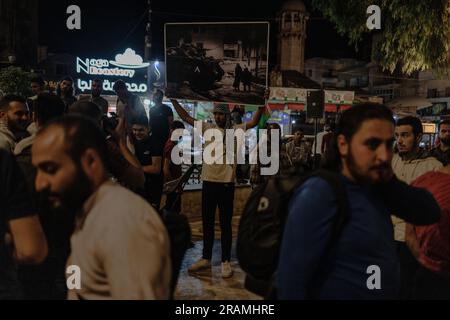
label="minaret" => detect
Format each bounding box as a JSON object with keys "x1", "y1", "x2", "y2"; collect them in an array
[{"x1": 277, "y1": 0, "x2": 309, "y2": 73}]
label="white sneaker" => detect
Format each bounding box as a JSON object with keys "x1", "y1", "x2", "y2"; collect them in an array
[
  {"x1": 188, "y1": 259, "x2": 211, "y2": 273},
  {"x1": 221, "y1": 261, "x2": 234, "y2": 279}
]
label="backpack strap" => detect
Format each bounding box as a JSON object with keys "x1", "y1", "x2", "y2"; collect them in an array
[{"x1": 305, "y1": 170, "x2": 349, "y2": 299}]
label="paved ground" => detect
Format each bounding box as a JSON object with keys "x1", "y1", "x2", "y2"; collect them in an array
[{"x1": 174, "y1": 218, "x2": 262, "y2": 300}]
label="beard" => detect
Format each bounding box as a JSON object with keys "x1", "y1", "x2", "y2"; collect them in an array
[
  {"x1": 346, "y1": 148, "x2": 392, "y2": 185},
  {"x1": 397, "y1": 140, "x2": 418, "y2": 158},
  {"x1": 441, "y1": 137, "x2": 450, "y2": 147},
  {"x1": 39, "y1": 165, "x2": 93, "y2": 218},
  {"x1": 7, "y1": 117, "x2": 28, "y2": 132}
]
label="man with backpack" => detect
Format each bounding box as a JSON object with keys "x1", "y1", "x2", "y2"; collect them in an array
[{"x1": 275, "y1": 104, "x2": 441, "y2": 299}]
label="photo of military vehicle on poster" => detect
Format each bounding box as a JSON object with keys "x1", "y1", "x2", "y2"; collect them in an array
[{"x1": 165, "y1": 22, "x2": 270, "y2": 105}]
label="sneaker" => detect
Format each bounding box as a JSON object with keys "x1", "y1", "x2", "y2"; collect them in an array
[
  {"x1": 221, "y1": 261, "x2": 234, "y2": 279},
  {"x1": 188, "y1": 259, "x2": 211, "y2": 273}
]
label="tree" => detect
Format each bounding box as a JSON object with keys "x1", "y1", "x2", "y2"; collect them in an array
[
  {"x1": 311, "y1": 0, "x2": 450, "y2": 75},
  {"x1": 0, "y1": 66, "x2": 32, "y2": 97}
]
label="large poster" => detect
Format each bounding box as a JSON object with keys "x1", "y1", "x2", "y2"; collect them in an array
[{"x1": 165, "y1": 22, "x2": 270, "y2": 106}]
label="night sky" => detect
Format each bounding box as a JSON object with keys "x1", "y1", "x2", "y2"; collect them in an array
[{"x1": 39, "y1": 0, "x2": 370, "y2": 65}]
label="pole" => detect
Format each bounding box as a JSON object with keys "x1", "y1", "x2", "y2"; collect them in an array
[
  {"x1": 145, "y1": 0, "x2": 152, "y2": 62},
  {"x1": 313, "y1": 118, "x2": 318, "y2": 156}
]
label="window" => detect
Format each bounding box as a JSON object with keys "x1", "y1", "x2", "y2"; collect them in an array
[
  {"x1": 427, "y1": 89, "x2": 438, "y2": 98},
  {"x1": 224, "y1": 50, "x2": 235, "y2": 58},
  {"x1": 445, "y1": 87, "x2": 450, "y2": 97},
  {"x1": 359, "y1": 76, "x2": 368, "y2": 87}
]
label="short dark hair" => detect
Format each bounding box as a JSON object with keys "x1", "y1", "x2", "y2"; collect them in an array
[
  {"x1": 57, "y1": 76, "x2": 75, "y2": 97},
  {"x1": 396, "y1": 116, "x2": 423, "y2": 138},
  {"x1": 439, "y1": 119, "x2": 450, "y2": 129},
  {"x1": 31, "y1": 76, "x2": 46, "y2": 87},
  {"x1": 113, "y1": 80, "x2": 127, "y2": 91},
  {"x1": 92, "y1": 79, "x2": 103, "y2": 84},
  {"x1": 0, "y1": 94, "x2": 26, "y2": 112},
  {"x1": 40, "y1": 115, "x2": 109, "y2": 167},
  {"x1": 60, "y1": 76, "x2": 74, "y2": 83},
  {"x1": 293, "y1": 127, "x2": 304, "y2": 134},
  {"x1": 34, "y1": 93, "x2": 66, "y2": 126},
  {"x1": 68, "y1": 101, "x2": 102, "y2": 122},
  {"x1": 267, "y1": 122, "x2": 281, "y2": 131},
  {"x1": 131, "y1": 116, "x2": 149, "y2": 127},
  {"x1": 171, "y1": 120, "x2": 185, "y2": 130},
  {"x1": 322, "y1": 103, "x2": 395, "y2": 171}
]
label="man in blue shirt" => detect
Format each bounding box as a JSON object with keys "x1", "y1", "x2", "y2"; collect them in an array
[{"x1": 277, "y1": 104, "x2": 441, "y2": 300}]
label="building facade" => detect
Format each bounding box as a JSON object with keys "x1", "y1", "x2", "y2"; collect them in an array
[
  {"x1": 277, "y1": 0, "x2": 308, "y2": 73},
  {"x1": 0, "y1": 0, "x2": 39, "y2": 67}
]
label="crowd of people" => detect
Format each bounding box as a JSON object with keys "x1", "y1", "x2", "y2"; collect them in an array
[{"x1": 1, "y1": 75, "x2": 450, "y2": 300}]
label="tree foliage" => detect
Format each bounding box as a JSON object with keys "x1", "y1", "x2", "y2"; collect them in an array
[
  {"x1": 311, "y1": 0, "x2": 450, "y2": 75},
  {"x1": 0, "y1": 66, "x2": 32, "y2": 97}
]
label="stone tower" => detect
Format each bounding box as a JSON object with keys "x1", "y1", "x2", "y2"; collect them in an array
[{"x1": 277, "y1": 0, "x2": 309, "y2": 73}]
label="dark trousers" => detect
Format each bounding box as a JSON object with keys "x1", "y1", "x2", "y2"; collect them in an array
[
  {"x1": 202, "y1": 181, "x2": 235, "y2": 263},
  {"x1": 165, "y1": 193, "x2": 182, "y2": 213},
  {"x1": 396, "y1": 241, "x2": 419, "y2": 299},
  {"x1": 412, "y1": 265, "x2": 450, "y2": 300},
  {"x1": 146, "y1": 179, "x2": 163, "y2": 211}
]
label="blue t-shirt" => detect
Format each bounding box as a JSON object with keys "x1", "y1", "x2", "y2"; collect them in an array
[{"x1": 277, "y1": 176, "x2": 400, "y2": 300}]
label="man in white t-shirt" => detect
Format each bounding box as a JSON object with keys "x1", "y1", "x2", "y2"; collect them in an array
[
  {"x1": 392, "y1": 116, "x2": 442, "y2": 299},
  {"x1": 171, "y1": 99, "x2": 265, "y2": 278},
  {"x1": 312, "y1": 124, "x2": 331, "y2": 156}
]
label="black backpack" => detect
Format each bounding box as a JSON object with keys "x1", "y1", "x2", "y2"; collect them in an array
[{"x1": 237, "y1": 169, "x2": 349, "y2": 298}]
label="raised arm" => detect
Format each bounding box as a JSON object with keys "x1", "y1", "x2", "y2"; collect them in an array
[
  {"x1": 245, "y1": 88, "x2": 270, "y2": 130},
  {"x1": 245, "y1": 106, "x2": 266, "y2": 130},
  {"x1": 171, "y1": 99, "x2": 196, "y2": 127}
]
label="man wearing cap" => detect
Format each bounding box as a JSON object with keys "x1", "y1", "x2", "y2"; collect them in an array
[{"x1": 171, "y1": 99, "x2": 265, "y2": 279}]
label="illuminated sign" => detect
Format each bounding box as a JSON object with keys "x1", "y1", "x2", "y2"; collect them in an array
[
  {"x1": 148, "y1": 60, "x2": 166, "y2": 91},
  {"x1": 423, "y1": 123, "x2": 436, "y2": 134},
  {"x1": 76, "y1": 48, "x2": 149, "y2": 94}
]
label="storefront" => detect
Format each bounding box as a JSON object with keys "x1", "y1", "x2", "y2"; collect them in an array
[{"x1": 267, "y1": 87, "x2": 355, "y2": 135}]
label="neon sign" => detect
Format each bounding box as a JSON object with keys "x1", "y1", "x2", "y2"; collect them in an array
[
  {"x1": 76, "y1": 48, "x2": 149, "y2": 94},
  {"x1": 77, "y1": 79, "x2": 147, "y2": 93}
]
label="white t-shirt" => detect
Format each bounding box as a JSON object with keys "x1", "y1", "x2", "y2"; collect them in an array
[
  {"x1": 67, "y1": 181, "x2": 171, "y2": 300},
  {"x1": 201, "y1": 122, "x2": 247, "y2": 184},
  {"x1": 391, "y1": 153, "x2": 443, "y2": 242},
  {"x1": 312, "y1": 131, "x2": 328, "y2": 155}
]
